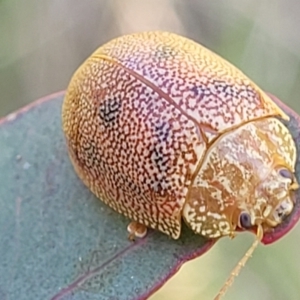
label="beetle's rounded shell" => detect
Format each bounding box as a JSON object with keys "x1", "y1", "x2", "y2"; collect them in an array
[{"x1": 62, "y1": 31, "x2": 287, "y2": 239}]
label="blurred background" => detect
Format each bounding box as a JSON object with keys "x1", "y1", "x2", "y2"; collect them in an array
[{"x1": 0, "y1": 0, "x2": 299, "y2": 299}]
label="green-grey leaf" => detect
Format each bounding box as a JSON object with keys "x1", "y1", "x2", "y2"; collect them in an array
[
  {"x1": 0, "y1": 92, "x2": 213, "y2": 300},
  {"x1": 0, "y1": 92, "x2": 299, "y2": 300}
]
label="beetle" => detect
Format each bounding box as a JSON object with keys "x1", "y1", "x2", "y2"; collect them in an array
[{"x1": 62, "y1": 31, "x2": 299, "y2": 298}]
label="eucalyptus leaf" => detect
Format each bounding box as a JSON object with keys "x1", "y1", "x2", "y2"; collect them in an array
[{"x1": 0, "y1": 92, "x2": 299, "y2": 299}]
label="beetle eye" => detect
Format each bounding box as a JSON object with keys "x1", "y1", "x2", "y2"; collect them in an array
[
  {"x1": 279, "y1": 168, "x2": 293, "y2": 180},
  {"x1": 239, "y1": 212, "x2": 252, "y2": 229}
]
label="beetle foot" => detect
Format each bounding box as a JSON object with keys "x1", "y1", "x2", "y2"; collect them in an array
[{"x1": 127, "y1": 221, "x2": 147, "y2": 241}]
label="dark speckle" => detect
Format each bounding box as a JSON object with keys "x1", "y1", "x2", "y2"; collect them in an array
[
  {"x1": 154, "y1": 45, "x2": 175, "y2": 59},
  {"x1": 155, "y1": 121, "x2": 170, "y2": 143},
  {"x1": 98, "y1": 97, "x2": 121, "y2": 126},
  {"x1": 148, "y1": 121, "x2": 172, "y2": 193},
  {"x1": 191, "y1": 86, "x2": 204, "y2": 99}
]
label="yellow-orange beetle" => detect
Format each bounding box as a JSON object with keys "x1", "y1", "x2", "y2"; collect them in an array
[{"x1": 62, "y1": 31, "x2": 298, "y2": 242}]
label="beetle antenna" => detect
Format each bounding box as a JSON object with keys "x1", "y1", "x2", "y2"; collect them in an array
[{"x1": 214, "y1": 225, "x2": 263, "y2": 300}]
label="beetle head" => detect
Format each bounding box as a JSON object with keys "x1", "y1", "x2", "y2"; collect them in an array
[
  {"x1": 242, "y1": 165, "x2": 299, "y2": 232},
  {"x1": 183, "y1": 117, "x2": 298, "y2": 239}
]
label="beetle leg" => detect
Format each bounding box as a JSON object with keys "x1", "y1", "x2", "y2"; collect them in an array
[{"x1": 127, "y1": 221, "x2": 148, "y2": 241}]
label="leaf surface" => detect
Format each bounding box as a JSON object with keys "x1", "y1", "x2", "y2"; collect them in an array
[{"x1": 0, "y1": 92, "x2": 299, "y2": 299}]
